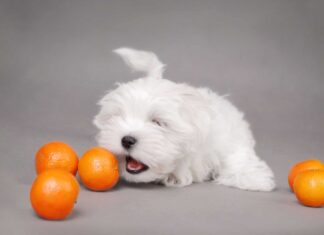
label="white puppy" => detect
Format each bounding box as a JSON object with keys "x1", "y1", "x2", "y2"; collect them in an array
[{"x1": 94, "y1": 48, "x2": 275, "y2": 191}]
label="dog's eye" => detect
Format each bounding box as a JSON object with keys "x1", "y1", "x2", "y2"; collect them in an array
[{"x1": 152, "y1": 119, "x2": 162, "y2": 126}]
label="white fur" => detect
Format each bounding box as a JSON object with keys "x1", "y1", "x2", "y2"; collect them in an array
[
  {"x1": 113, "y1": 48, "x2": 165, "y2": 79},
  {"x1": 94, "y1": 47, "x2": 275, "y2": 191}
]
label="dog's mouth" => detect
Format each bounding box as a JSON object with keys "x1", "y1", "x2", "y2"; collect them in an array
[{"x1": 126, "y1": 156, "x2": 149, "y2": 174}]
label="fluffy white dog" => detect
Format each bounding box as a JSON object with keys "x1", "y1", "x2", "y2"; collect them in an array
[{"x1": 94, "y1": 48, "x2": 275, "y2": 191}]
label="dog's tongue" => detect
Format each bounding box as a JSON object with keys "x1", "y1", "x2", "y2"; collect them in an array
[{"x1": 127, "y1": 158, "x2": 145, "y2": 171}]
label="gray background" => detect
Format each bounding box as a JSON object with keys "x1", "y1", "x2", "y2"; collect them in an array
[{"x1": 0, "y1": 0, "x2": 323, "y2": 234}]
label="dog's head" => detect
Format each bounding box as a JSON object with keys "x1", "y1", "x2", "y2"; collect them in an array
[{"x1": 93, "y1": 48, "x2": 199, "y2": 183}]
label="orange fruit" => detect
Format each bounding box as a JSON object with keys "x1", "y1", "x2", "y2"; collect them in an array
[
  {"x1": 293, "y1": 169, "x2": 324, "y2": 207},
  {"x1": 30, "y1": 169, "x2": 80, "y2": 220},
  {"x1": 288, "y1": 159, "x2": 324, "y2": 191},
  {"x1": 35, "y1": 141, "x2": 78, "y2": 175},
  {"x1": 78, "y1": 147, "x2": 119, "y2": 191}
]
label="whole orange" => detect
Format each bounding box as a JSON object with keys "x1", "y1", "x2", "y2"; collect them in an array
[
  {"x1": 293, "y1": 169, "x2": 324, "y2": 207},
  {"x1": 288, "y1": 159, "x2": 324, "y2": 191},
  {"x1": 78, "y1": 147, "x2": 119, "y2": 191},
  {"x1": 30, "y1": 169, "x2": 80, "y2": 220},
  {"x1": 35, "y1": 141, "x2": 78, "y2": 175}
]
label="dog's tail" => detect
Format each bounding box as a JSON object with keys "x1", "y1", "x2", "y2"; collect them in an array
[{"x1": 113, "y1": 47, "x2": 165, "y2": 79}]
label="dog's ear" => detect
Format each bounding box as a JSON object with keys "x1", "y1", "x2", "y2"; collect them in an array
[
  {"x1": 113, "y1": 47, "x2": 165, "y2": 79},
  {"x1": 93, "y1": 91, "x2": 119, "y2": 129},
  {"x1": 177, "y1": 86, "x2": 213, "y2": 140}
]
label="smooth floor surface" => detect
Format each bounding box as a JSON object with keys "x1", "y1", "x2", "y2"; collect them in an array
[{"x1": 1, "y1": 0, "x2": 324, "y2": 234}]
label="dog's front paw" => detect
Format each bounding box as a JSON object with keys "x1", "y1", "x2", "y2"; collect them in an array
[
  {"x1": 215, "y1": 163, "x2": 276, "y2": 192},
  {"x1": 163, "y1": 173, "x2": 193, "y2": 187}
]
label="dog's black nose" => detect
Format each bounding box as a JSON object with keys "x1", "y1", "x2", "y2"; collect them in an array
[{"x1": 121, "y1": 136, "x2": 137, "y2": 149}]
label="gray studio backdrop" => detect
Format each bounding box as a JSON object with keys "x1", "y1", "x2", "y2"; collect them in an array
[{"x1": 0, "y1": 0, "x2": 323, "y2": 234}]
